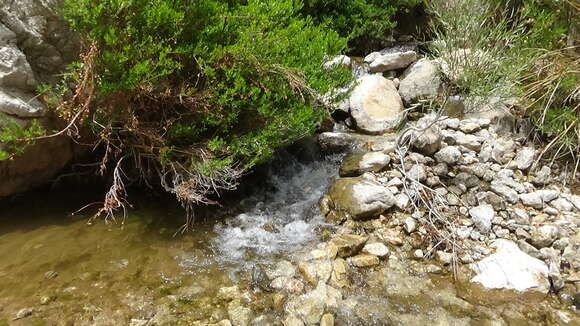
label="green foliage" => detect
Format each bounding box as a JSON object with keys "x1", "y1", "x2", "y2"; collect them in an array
[
  {"x1": 0, "y1": 115, "x2": 45, "y2": 161},
  {"x1": 301, "y1": 0, "x2": 422, "y2": 48},
  {"x1": 59, "y1": 0, "x2": 355, "y2": 204}
]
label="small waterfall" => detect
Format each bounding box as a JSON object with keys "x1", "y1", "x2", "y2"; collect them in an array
[{"x1": 211, "y1": 149, "x2": 342, "y2": 268}]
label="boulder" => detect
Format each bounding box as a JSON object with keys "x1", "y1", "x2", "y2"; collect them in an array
[
  {"x1": 398, "y1": 58, "x2": 442, "y2": 104},
  {"x1": 328, "y1": 177, "x2": 396, "y2": 220},
  {"x1": 339, "y1": 151, "x2": 390, "y2": 177},
  {"x1": 349, "y1": 75, "x2": 404, "y2": 135},
  {"x1": 364, "y1": 51, "x2": 417, "y2": 73},
  {"x1": 468, "y1": 239, "x2": 550, "y2": 299}
]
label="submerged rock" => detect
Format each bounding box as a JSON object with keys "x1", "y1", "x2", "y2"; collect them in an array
[
  {"x1": 349, "y1": 75, "x2": 404, "y2": 134},
  {"x1": 328, "y1": 177, "x2": 396, "y2": 220}
]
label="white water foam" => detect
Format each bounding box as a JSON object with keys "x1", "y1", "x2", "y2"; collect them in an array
[{"x1": 211, "y1": 154, "x2": 341, "y2": 268}]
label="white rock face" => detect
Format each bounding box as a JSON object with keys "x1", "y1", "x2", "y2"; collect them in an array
[
  {"x1": 398, "y1": 59, "x2": 442, "y2": 104},
  {"x1": 470, "y1": 239, "x2": 550, "y2": 294},
  {"x1": 469, "y1": 204, "x2": 494, "y2": 234},
  {"x1": 364, "y1": 51, "x2": 417, "y2": 73},
  {"x1": 349, "y1": 75, "x2": 404, "y2": 134}
]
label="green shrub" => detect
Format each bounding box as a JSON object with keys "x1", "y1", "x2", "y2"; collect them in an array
[
  {"x1": 301, "y1": 0, "x2": 422, "y2": 49},
  {"x1": 0, "y1": 115, "x2": 44, "y2": 161},
  {"x1": 55, "y1": 0, "x2": 351, "y2": 212}
]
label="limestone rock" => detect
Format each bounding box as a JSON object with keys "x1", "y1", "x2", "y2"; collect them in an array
[
  {"x1": 511, "y1": 147, "x2": 536, "y2": 171},
  {"x1": 398, "y1": 58, "x2": 442, "y2": 104},
  {"x1": 364, "y1": 51, "x2": 417, "y2": 73},
  {"x1": 329, "y1": 234, "x2": 368, "y2": 258},
  {"x1": 520, "y1": 190, "x2": 559, "y2": 209},
  {"x1": 349, "y1": 75, "x2": 404, "y2": 134},
  {"x1": 435, "y1": 146, "x2": 461, "y2": 165},
  {"x1": 469, "y1": 204, "x2": 494, "y2": 234},
  {"x1": 348, "y1": 254, "x2": 380, "y2": 267},
  {"x1": 339, "y1": 151, "x2": 390, "y2": 177},
  {"x1": 469, "y1": 239, "x2": 550, "y2": 295},
  {"x1": 410, "y1": 115, "x2": 443, "y2": 155},
  {"x1": 362, "y1": 242, "x2": 390, "y2": 258},
  {"x1": 530, "y1": 225, "x2": 560, "y2": 248},
  {"x1": 328, "y1": 177, "x2": 396, "y2": 220}
]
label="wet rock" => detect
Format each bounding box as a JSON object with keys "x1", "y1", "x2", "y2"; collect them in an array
[
  {"x1": 339, "y1": 151, "x2": 390, "y2": 177},
  {"x1": 227, "y1": 301, "x2": 253, "y2": 326},
  {"x1": 376, "y1": 228, "x2": 404, "y2": 246},
  {"x1": 40, "y1": 295, "x2": 55, "y2": 305},
  {"x1": 320, "y1": 313, "x2": 334, "y2": 326},
  {"x1": 530, "y1": 225, "x2": 560, "y2": 248},
  {"x1": 348, "y1": 254, "x2": 380, "y2": 267},
  {"x1": 270, "y1": 277, "x2": 304, "y2": 294},
  {"x1": 469, "y1": 204, "x2": 494, "y2": 234},
  {"x1": 283, "y1": 316, "x2": 305, "y2": 326},
  {"x1": 129, "y1": 319, "x2": 149, "y2": 326},
  {"x1": 398, "y1": 58, "x2": 442, "y2": 104},
  {"x1": 520, "y1": 190, "x2": 559, "y2": 209},
  {"x1": 434, "y1": 146, "x2": 461, "y2": 165},
  {"x1": 328, "y1": 177, "x2": 396, "y2": 220},
  {"x1": 317, "y1": 132, "x2": 396, "y2": 153},
  {"x1": 436, "y1": 251, "x2": 453, "y2": 265},
  {"x1": 268, "y1": 261, "x2": 297, "y2": 279},
  {"x1": 330, "y1": 258, "x2": 349, "y2": 288},
  {"x1": 44, "y1": 270, "x2": 58, "y2": 280},
  {"x1": 533, "y1": 166, "x2": 551, "y2": 186},
  {"x1": 469, "y1": 240, "x2": 550, "y2": 296},
  {"x1": 286, "y1": 283, "x2": 341, "y2": 326},
  {"x1": 217, "y1": 286, "x2": 241, "y2": 302},
  {"x1": 298, "y1": 261, "x2": 332, "y2": 285},
  {"x1": 13, "y1": 307, "x2": 33, "y2": 320},
  {"x1": 251, "y1": 266, "x2": 272, "y2": 291},
  {"x1": 362, "y1": 242, "x2": 390, "y2": 258},
  {"x1": 349, "y1": 75, "x2": 404, "y2": 134},
  {"x1": 364, "y1": 51, "x2": 417, "y2": 73},
  {"x1": 328, "y1": 234, "x2": 368, "y2": 258}
]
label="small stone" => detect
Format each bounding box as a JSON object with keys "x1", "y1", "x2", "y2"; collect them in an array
[
  {"x1": 413, "y1": 249, "x2": 424, "y2": 259},
  {"x1": 227, "y1": 301, "x2": 253, "y2": 326},
  {"x1": 330, "y1": 258, "x2": 349, "y2": 288},
  {"x1": 511, "y1": 147, "x2": 536, "y2": 171},
  {"x1": 44, "y1": 270, "x2": 58, "y2": 280},
  {"x1": 434, "y1": 146, "x2": 461, "y2": 165},
  {"x1": 349, "y1": 254, "x2": 380, "y2": 267},
  {"x1": 217, "y1": 286, "x2": 240, "y2": 302},
  {"x1": 551, "y1": 198, "x2": 574, "y2": 212},
  {"x1": 403, "y1": 217, "x2": 417, "y2": 234},
  {"x1": 362, "y1": 242, "x2": 390, "y2": 258},
  {"x1": 283, "y1": 316, "x2": 305, "y2": 326},
  {"x1": 395, "y1": 193, "x2": 410, "y2": 210},
  {"x1": 329, "y1": 234, "x2": 368, "y2": 258},
  {"x1": 436, "y1": 251, "x2": 453, "y2": 265},
  {"x1": 13, "y1": 308, "x2": 33, "y2": 320},
  {"x1": 40, "y1": 296, "x2": 54, "y2": 305},
  {"x1": 469, "y1": 204, "x2": 494, "y2": 234},
  {"x1": 320, "y1": 313, "x2": 334, "y2": 326},
  {"x1": 490, "y1": 181, "x2": 519, "y2": 204},
  {"x1": 377, "y1": 228, "x2": 404, "y2": 246},
  {"x1": 530, "y1": 225, "x2": 560, "y2": 248},
  {"x1": 533, "y1": 166, "x2": 551, "y2": 186}
]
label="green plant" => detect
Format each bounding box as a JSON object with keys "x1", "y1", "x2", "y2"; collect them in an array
[
  {"x1": 54, "y1": 0, "x2": 352, "y2": 222},
  {"x1": 0, "y1": 115, "x2": 45, "y2": 160}
]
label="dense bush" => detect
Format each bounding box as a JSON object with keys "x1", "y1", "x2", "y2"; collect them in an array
[{"x1": 301, "y1": 0, "x2": 422, "y2": 48}]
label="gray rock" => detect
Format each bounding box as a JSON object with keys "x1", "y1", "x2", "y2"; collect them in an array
[
  {"x1": 410, "y1": 117, "x2": 443, "y2": 155},
  {"x1": 317, "y1": 132, "x2": 396, "y2": 153},
  {"x1": 533, "y1": 166, "x2": 551, "y2": 186},
  {"x1": 13, "y1": 307, "x2": 33, "y2": 320},
  {"x1": 365, "y1": 51, "x2": 417, "y2": 73},
  {"x1": 454, "y1": 172, "x2": 480, "y2": 188},
  {"x1": 433, "y1": 162, "x2": 449, "y2": 176},
  {"x1": 550, "y1": 198, "x2": 574, "y2": 212},
  {"x1": 520, "y1": 190, "x2": 560, "y2": 209},
  {"x1": 469, "y1": 204, "x2": 494, "y2": 234},
  {"x1": 434, "y1": 146, "x2": 461, "y2": 165},
  {"x1": 530, "y1": 225, "x2": 560, "y2": 248},
  {"x1": 490, "y1": 180, "x2": 519, "y2": 204},
  {"x1": 328, "y1": 177, "x2": 396, "y2": 220},
  {"x1": 407, "y1": 164, "x2": 427, "y2": 183},
  {"x1": 362, "y1": 242, "x2": 390, "y2": 258},
  {"x1": 511, "y1": 147, "x2": 536, "y2": 171},
  {"x1": 329, "y1": 234, "x2": 368, "y2": 258},
  {"x1": 394, "y1": 193, "x2": 410, "y2": 210},
  {"x1": 490, "y1": 138, "x2": 516, "y2": 164},
  {"x1": 442, "y1": 130, "x2": 483, "y2": 151},
  {"x1": 339, "y1": 151, "x2": 390, "y2": 177},
  {"x1": 398, "y1": 58, "x2": 442, "y2": 104},
  {"x1": 403, "y1": 217, "x2": 417, "y2": 234},
  {"x1": 349, "y1": 75, "x2": 404, "y2": 134}
]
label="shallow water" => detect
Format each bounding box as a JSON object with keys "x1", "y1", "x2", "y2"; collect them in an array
[{"x1": 0, "y1": 153, "x2": 578, "y2": 325}]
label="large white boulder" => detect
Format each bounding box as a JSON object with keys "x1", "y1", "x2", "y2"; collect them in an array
[
  {"x1": 349, "y1": 75, "x2": 404, "y2": 135},
  {"x1": 398, "y1": 58, "x2": 442, "y2": 104},
  {"x1": 470, "y1": 239, "x2": 550, "y2": 295}
]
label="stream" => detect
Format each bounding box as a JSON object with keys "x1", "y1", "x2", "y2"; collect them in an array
[{"x1": 0, "y1": 150, "x2": 577, "y2": 325}]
